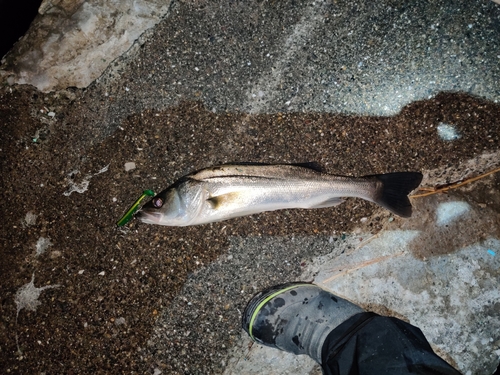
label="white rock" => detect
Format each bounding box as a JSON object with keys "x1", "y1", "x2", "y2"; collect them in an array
[
  {"x1": 0, "y1": 0, "x2": 173, "y2": 92},
  {"x1": 124, "y1": 162, "x2": 136, "y2": 172}
]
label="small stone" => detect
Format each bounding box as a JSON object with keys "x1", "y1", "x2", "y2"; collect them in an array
[
  {"x1": 50, "y1": 250, "x2": 62, "y2": 259},
  {"x1": 124, "y1": 162, "x2": 136, "y2": 171}
]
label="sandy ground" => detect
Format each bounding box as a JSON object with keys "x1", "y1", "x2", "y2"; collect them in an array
[{"x1": 1, "y1": 1, "x2": 499, "y2": 374}]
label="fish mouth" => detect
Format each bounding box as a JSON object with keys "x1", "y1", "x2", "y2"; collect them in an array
[{"x1": 135, "y1": 209, "x2": 163, "y2": 224}]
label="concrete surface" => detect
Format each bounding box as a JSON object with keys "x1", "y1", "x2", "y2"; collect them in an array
[
  {"x1": 223, "y1": 154, "x2": 500, "y2": 375},
  {"x1": 1, "y1": 0, "x2": 499, "y2": 374}
]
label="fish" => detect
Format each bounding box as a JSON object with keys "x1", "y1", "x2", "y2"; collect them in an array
[{"x1": 136, "y1": 163, "x2": 423, "y2": 226}]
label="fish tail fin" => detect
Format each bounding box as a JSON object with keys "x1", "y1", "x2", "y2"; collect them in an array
[{"x1": 372, "y1": 172, "x2": 423, "y2": 218}]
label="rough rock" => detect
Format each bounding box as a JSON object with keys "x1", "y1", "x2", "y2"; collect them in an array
[{"x1": 0, "y1": 0, "x2": 172, "y2": 92}]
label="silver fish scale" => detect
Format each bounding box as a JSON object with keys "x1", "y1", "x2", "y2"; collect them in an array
[
  {"x1": 136, "y1": 163, "x2": 422, "y2": 226},
  {"x1": 184, "y1": 171, "x2": 379, "y2": 225},
  {"x1": 198, "y1": 175, "x2": 371, "y2": 201}
]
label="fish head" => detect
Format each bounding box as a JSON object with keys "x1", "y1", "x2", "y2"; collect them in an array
[{"x1": 136, "y1": 187, "x2": 186, "y2": 225}]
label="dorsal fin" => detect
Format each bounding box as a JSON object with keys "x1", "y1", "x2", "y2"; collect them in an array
[
  {"x1": 290, "y1": 162, "x2": 324, "y2": 172},
  {"x1": 215, "y1": 162, "x2": 324, "y2": 171}
]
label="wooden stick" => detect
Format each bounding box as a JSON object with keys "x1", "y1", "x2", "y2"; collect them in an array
[
  {"x1": 321, "y1": 251, "x2": 405, "y2": 284},
  {"x1": 412, "y1": 166, "x2": 500, "y2": 198}
]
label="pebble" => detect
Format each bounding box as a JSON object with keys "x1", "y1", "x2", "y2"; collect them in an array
[{"x1": 124, "y1": 162, "x2": 136, "y2": 171}]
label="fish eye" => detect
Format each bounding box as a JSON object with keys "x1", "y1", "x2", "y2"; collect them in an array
[{"x1": 153, "y1": 197, "x2": 163, "y2": 208}]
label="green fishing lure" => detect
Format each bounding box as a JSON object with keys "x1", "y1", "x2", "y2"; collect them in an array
[{"x1": 117, "y1": 190, "x2": 155, "y2": 226}]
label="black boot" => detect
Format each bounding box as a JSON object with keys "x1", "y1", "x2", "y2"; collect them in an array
[{"x1": 242, "y1": 282, "x2": 364, "y2": 364}]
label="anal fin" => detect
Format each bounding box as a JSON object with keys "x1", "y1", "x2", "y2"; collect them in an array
[{"x1": 308, "y1": 197, "x2": 344, "y2": 209}]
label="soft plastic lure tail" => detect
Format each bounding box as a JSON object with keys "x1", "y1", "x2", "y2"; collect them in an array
[{"x1": 117, "y1": 190, "x2": 155, "y2": 226}]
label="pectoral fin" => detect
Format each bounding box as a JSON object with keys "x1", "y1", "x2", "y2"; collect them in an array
[
  {"x1": 308, "y1": 197, "x2": 344, "y2": 208},
  {"x1": 207, "y1": 192, "x2": 241, "y2": 209}
]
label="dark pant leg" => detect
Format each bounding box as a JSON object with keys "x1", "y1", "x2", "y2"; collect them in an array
[{"x1": 321, "y1": 312, "x2": 462, "y2": 375}]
